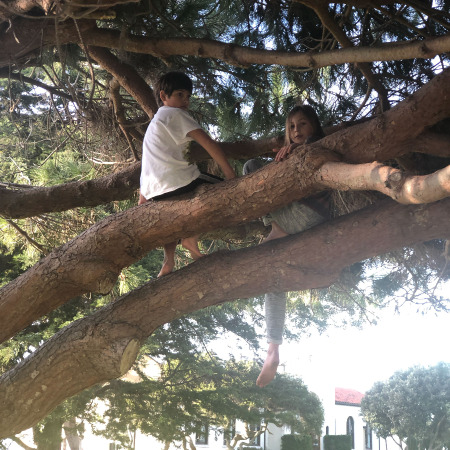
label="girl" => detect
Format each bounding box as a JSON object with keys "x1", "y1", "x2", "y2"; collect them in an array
[{"x1": 243, "y1": 105, "x2": 331, "y2": 387}]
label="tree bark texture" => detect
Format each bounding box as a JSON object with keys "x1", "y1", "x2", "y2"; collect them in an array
[
  {"x1": 1, "y1": 70, "x2": 450, "y2": 342},
  {"x1": 1, "y1": 68, "x2": 449, "y2": 219},
  {"x1": 2, "y1": 129, "x2": 450, "y2": 345},
  {"x1": 318, "y1": 162, "x2": 450, "y2": 204},
  {"x1": 1, "y1": 198, "x2": 449, "y2": 438}
]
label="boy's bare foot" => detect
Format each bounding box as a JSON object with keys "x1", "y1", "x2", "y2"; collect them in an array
[
  {"x1": 256, "y1": 343, "x2": 280, "y2": 387},
  {"x1": 158, "y1": 259, "x2": 174, "y2": 277},
  {"x1": 181, "y1": 237, "x2": 204, "y2": 260},
  {"x1": 263, "y1": 222, "x2": 288, "y2": 243},
  {"x1": 158, "y1": 242, "x2": 177, "y2": 277},
  {"x1": 138, "y1": 193, "x2": 147, "y2": 205}
]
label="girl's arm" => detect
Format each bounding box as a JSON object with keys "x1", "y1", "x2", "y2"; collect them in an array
[{"x1": 187, "y1": 128, "x2": 236, "y2": 180}]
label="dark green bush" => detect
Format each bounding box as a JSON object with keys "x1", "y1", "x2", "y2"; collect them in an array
[
  {"x1": 281, "y1": 434, "x2": 313, "y2": 450},
  {"x1": 323, "y1": 435, "x2": 352, "y2": 450}
]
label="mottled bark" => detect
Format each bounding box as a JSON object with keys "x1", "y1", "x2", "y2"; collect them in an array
[
  {"x1": 318, "y1": 162, "x2": 450, "y2": 204},
  {"x1": 1, "y1": 68, "x2": 449, "y2": 220},
  {"x1": 1, "y1": 197, "x2": 449, "y2": 436},
  {"x1": 1, "y1": 133, "x2": 450, "y2": 343}
]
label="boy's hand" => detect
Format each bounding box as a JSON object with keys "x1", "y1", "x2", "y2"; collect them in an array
[{"x1": 188, "y1": 128, "x2": 236, "y2": 180}]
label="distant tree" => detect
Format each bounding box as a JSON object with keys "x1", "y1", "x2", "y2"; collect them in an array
[
  {"x1": 361, "y1": 363, "x2": 450, "y2": 450},
  {"x1": 1, "y1": 0, "x2": 450, "y2": 441},
  {"x1": 93, "y1": 356, "x2": 323, "y2": 450}
]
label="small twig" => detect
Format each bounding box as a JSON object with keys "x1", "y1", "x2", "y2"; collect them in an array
[{"x1": 5, "y1": 218, "x2": 48, "y2": 255}]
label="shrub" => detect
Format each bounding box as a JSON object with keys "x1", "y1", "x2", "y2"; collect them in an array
[
  {"x1": 323, "y1": 435, "x2": 352, "y2": 450},
  {"x1": 281, "y1": 434, "x2": 313, "y2": 450}
]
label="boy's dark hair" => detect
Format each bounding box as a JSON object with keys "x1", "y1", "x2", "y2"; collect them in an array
[{"x1": 156, "y1": 72, "x2": 193, "y2": 106}]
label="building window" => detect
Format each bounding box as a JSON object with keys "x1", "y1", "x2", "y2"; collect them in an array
[
  {"x1": 346, "y1": 416, "x2": 355, "y2": 449},
  {"x1": 249, "y1": 423, "x2": 261, "y2": 446},
  {"x1": 196, "y1": 422, "x2": 209, "y2": 445},
  {"x1": 365, "y1": 425, "x2": 373, "y2": 449},
  {"x1": 223, "y1": 420, "x2": 236, "y2": 446}
]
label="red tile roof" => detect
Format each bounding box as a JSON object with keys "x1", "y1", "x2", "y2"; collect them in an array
[{"x1": 335, "y1": 388, "x2": 364, "y2": 406}]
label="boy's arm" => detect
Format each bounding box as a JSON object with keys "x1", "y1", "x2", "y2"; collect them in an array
[{"x1": 187, "y1": 128, "x2": 236, "y2": 180}]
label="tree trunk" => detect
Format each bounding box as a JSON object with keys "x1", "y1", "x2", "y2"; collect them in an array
[
  {"x1": 1, "y1": 198, "x2": 449, "y2": 438},
  {"x1": 63, "y1": 418, "x2": 81, "y2": 450}
]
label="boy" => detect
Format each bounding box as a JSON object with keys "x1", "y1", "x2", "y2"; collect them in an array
[{"x1": 139, "y1": 71, "x2": 236, "y2": 277}]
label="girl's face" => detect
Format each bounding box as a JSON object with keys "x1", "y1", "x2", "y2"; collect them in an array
[{"x1": 288, "y1": 111, "x2": 315, "y2": 144}]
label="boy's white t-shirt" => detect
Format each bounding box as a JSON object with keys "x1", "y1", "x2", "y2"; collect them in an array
[{"x1": 140, "y1": 106, "x2": 202, "y2": 199}]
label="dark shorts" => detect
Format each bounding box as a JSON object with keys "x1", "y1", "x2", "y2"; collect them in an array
[{"x1": 150, "y1": 172, "x2": 223, "y2": 201}]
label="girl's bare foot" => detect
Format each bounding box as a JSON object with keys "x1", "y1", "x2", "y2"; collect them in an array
[
  {"x1": 181, "y1": 237, "x2": 204, "y2": 260},
  {"x1": 262, "y1": 222, "x2": 288, "y2": 243},
  {"x1": 256, "y1": 343, "x2": 280, "y2": 387}
]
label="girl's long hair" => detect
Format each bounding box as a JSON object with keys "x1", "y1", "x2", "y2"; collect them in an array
[{"x1": 284, "y1": 105, "x2": 325, "y2": 146}]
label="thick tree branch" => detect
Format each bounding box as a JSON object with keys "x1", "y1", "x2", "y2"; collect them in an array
[
  {"x1": 1, "y1": 18, "x2": 450, "y2": 71},
  {"x1": 87, "y1": 45, "x2": 158, "y2": 119},
  {"x1": 0, "y1": 161, "x2": 141, "y2": 219},
  {"x1": 318, "y1": 162, "x2": 450, "y2": 204},
  {"x1": 0, "y1": 132, "x2": 448, "y2": 220},
  {"x1": 1, "y1": 67, "x2": 449, "y2": 220},
  {"x1": 1, "y1": 134, "x2": 450, "y2": 344},
  {"x1": 1, "y1": 198, "x2": 449, "y2": 438},
  {"x1": 318, "y1": 69, "x2": 450, "y2": 163}
]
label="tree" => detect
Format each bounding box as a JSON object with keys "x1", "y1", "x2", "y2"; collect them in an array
[
  {"x1": 93, "y1": 356, "x2": 323, "y2": 449},
  {"x1": 361, "y1": 363, "x2": 450, "y2": 450},
  {"x1": 0, "y1": 0, "x2": 450, "y2": 441}
]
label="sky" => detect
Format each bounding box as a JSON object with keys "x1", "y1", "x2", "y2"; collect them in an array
[{"x1": 283, "y1": 300, "x2": 450, "y2": 393}]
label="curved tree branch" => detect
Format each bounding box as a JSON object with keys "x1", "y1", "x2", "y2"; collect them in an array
[
  {"x1": 1, "y1": 129, "x2": 450, "y2": 344},
  {"x1": 109, "y1": 78, "x2": 140, "y2": 161},
  {"x1": 1, "y1": 18, "x2": 450, "y2": 71},
  {"x1": 87, "y1": 45, "x2": 158, "y2": 119},
  {"x1": 318, "y1": 162, "x2": 450, "y2": 204},
  {"x1": 1, "y1": 197, "x2": 449, "y2": 438},
  {"x1": 1, "y1": 68, "x2": 448, "y2": 220}
]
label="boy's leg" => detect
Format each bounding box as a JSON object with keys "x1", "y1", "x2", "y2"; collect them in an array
[
  {"x1": 158, "y1": 241, "x2": 177, "y2": 277},
  {"x1": 181, "y1": 236, "x2": 203, "y2": 260},
  {"x1": 257, "y1": 291, "x2": 286, "y2": 387},
  {"x1": 138, "y1": 193, "x2": 147, "y2": 205}
]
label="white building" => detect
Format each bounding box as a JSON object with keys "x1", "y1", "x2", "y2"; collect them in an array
[
  {"x1": 320, "y1": 387, "x2": 400, "y2": 450},
  {"x1": 7, "y1": 365, "x2": 403, "y2": 450},
  {"x1": 85, "y1": 386, "x2": 401, "y2": 450}
]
